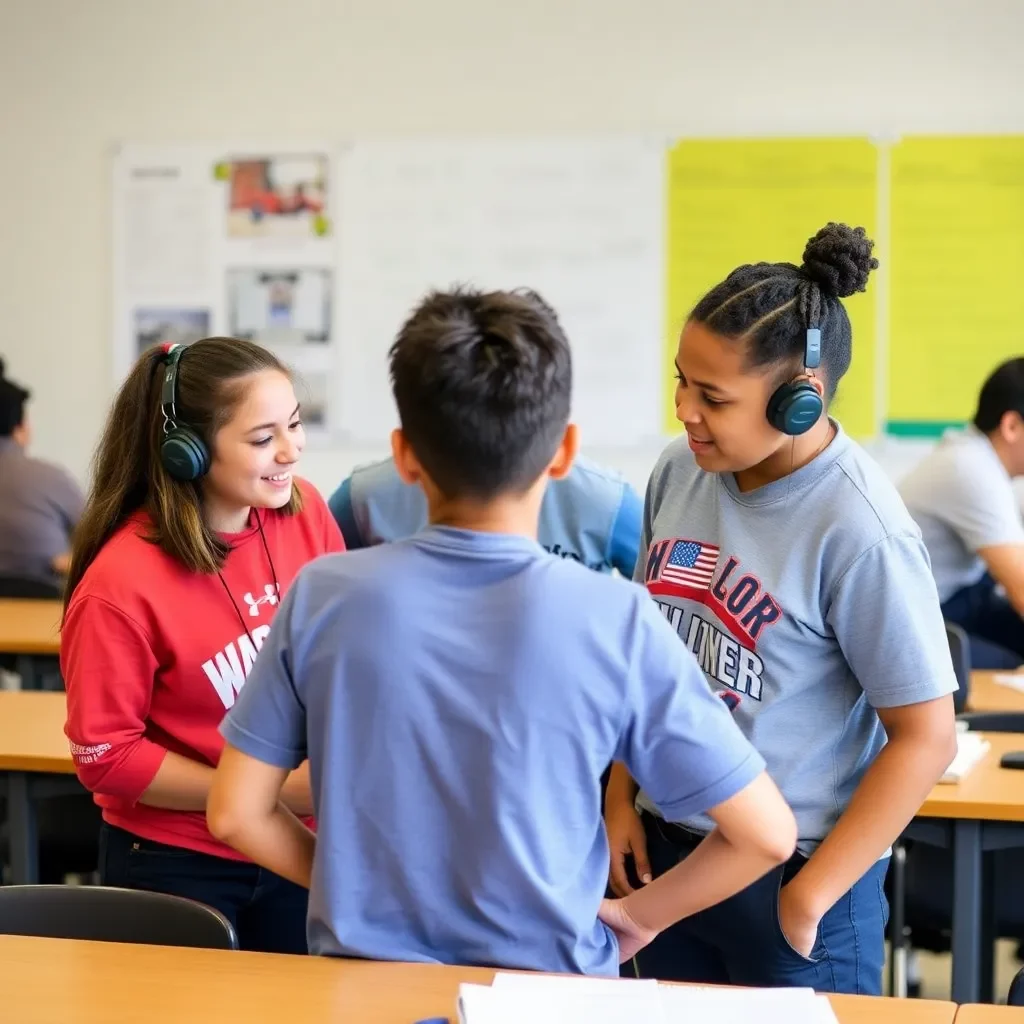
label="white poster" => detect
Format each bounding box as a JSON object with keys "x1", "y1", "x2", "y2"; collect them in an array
[
  {"x1": 335, "y1": 137, "x2": 666, "y2": 447},
  {"x1": 111, "y1": 143, "x2": 338, "y2": 440}
]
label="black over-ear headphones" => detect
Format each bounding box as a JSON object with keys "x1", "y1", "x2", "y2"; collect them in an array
[
  {"x1": 766, "y1": 328, "x2": 824, "y2": 436},
  {"x1": 159, "y1": 343, "x2": 211, "y2": 482}
]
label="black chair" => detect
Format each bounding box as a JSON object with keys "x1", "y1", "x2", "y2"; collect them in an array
[
  {"x1": 0, "y1": 885, "x2": 238, "y2": 949},
  {"x1": 1009, "y1": 965, "x2": 1024, "y2": 1006},
  {"x1": 0, "y1": 576, "x2": 62, "y2": 600},
  {"x1": 946, "y1": 621, "x2": 971, "y2": 714}
]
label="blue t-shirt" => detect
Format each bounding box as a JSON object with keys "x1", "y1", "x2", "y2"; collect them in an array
[
  {"x1": 328, "y1": 454, "x2": 642, "y2": 576},
  {"x1": 221, "y1": 527, "x2": 763, "y2": 974}
]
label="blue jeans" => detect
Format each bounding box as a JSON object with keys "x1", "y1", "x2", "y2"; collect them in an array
[
  {"x1": 630, "y1": 811, "x2": 889, "y2": 994},
  {"x1": 941, "y1": 574, "x2": 1023, "y2": 669},
  {"x1": 99, "y1": 823, "x2": 309, "y2": 954}
]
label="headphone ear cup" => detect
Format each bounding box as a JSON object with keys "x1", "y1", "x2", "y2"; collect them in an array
[
  {"x1": 767, "y1": 381, "x2": 824, "y2": 437},
  {"x1": 160, "y1": 427, "x2": 211, "y2": 482}
]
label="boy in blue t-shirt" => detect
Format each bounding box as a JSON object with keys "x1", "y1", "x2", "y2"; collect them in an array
[
  {"x1": 328, "y1": 452, "x2": 643, "y2": 576},
  {"x1": 207, "y1": 287, "x2": 796, "y2": 974}
]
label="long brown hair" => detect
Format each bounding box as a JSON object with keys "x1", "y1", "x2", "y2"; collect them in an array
[{"x1": 63, "y1": 337, "x2": 303, "y2": 616}]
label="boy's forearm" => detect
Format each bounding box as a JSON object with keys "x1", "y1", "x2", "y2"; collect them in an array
[
  {"x1": 279, "y1": 762, "x2": 314, "y2": 816},
  {"x1": 620, "y1": 827, "x2": 782, "y2": 932},
  {"x1": 606, "y1": 762, "x2": 639, "y2": 808},
  {"x1": 139, "y1": 750, "x2": 215, "y2": 810},
  {"x1": 218, "y1": 806, "x2": 316, "y2": 889}
]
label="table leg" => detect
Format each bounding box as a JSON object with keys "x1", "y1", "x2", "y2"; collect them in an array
[
  {"x1": 14, "y1": 654, "x2": 38, "y2": 691},
  {"x1": 889, "y1": 841, "x2": 908, "y2": 997},
  {"x1": 951, "y1": 818, "x2": 983, "y2": 1004},
  {"x1": 7, "y1": 772, "x2": 40, "y2": 884},
  {"x1": 981, "y1": 852, "x2": 996, "y2": 1005}
]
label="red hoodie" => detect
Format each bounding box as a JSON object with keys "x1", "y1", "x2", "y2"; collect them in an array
[{"x1": 61, "y1": 479, "x2": 343, "y2": 859}]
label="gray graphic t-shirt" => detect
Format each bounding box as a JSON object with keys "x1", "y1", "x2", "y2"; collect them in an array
[{"x1": 635, "y1": 424, "x2": 958, "y2": 852}]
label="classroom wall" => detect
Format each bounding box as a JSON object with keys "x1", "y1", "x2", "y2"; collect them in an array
[{"x1": 2, "y1": 0, "x2": 1023, "y2": 497}]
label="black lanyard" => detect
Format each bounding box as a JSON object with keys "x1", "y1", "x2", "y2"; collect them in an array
[{"x1": 215, "y1": 510, "x2": 282, "y2": 648}]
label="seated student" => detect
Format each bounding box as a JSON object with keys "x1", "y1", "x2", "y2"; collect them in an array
[
  {"x1": 0, "y1": 359, "x2": 84, "y2": 586},
  {"x1": 207, "y1": 287, "x2": 797, "y2": 974},
  {"x1": 329, "y1": 454, "x2": 642, "y2": 576},
  {"x1": 62, "y1": 338, "x2": 344, "y2": 953},
  {"x1": 899, "y1": 358, "x2": 1024, "y2": 668}
]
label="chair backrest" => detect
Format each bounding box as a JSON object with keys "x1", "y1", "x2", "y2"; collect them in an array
[
  {"x1": 0, "y1": 885, "x2": 238, "y2": 949},
  {"x1": 957, "y1": 711, "x2": 1024, "y2": 733},
  {"x1": 0, "y1": 576, "x2": 62, "y2": 600},
  {"x1": 1009, "y1": 965, "x2": 1024, "y2": 1006},
  {"x1": 945, "y1": 621, "x2": 970, "y2": 714}
]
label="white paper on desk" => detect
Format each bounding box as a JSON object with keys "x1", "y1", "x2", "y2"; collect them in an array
[
  {"x1": 994, "y1": 673, "x2": 1024, "y2": 694},
  {"x1": 458, "y1": 980, "x2": 667, "y2": 1024},
  {"x1": 658, "y1": 984, "x2": 839, "y2": 1024},
  {"x1": 491, "y1": 971, "x2": 658, "y2": 993},
  {"x1": 938, "y1": 732, "x2": 990, "y2": 783}
]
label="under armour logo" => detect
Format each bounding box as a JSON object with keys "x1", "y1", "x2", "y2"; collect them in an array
[{"x1": 242, "y1": 583, "x2": 279, "y2": 617}]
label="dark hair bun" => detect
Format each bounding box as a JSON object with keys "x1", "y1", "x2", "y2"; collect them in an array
[{"x1": 801, "y1": 222, "x2": 878, "y2": 299}]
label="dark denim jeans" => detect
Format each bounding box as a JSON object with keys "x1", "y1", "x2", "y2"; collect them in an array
[{"x1": 99, "y1": 823, "x2": 308, "y2": 954}]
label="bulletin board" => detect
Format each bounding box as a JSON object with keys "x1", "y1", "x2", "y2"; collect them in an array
[{"x1": 112, "y1": 133, "x2": 1024, "y2": 448}]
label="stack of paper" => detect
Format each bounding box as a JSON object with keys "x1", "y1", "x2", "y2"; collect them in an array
[
  {"x1": 939, "y1": 731, "x2": 990, "y2": 783},
  {"x1": 993, "y1": 673, "x2": 1024, "y2": 695},
  {"x1": 457, "y1": 972, "x2": 840, "y2": 1024}
]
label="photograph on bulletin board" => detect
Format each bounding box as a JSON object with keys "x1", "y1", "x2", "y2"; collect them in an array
[
  {"x1": 294, "y1": 371, "x2": 328, "y2": 428},
  {"x1": 226, "y1": 267, "x2": 332, "y2": 347},
  {"x1": 133, "y1": 307, "x2": 210, "y2": 358},
  {"x1": 222, "y1": 154, "x2": 330, "y2": 239},
  {"x1": 664, "y1": 138, "x2": 880, "y2": 440}
]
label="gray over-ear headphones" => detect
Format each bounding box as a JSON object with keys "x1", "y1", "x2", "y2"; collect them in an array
[{"x1": 766, "y1": 328, "x2": 823, "y2": 436}]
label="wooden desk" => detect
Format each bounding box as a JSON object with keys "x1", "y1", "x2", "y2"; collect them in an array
[
  {"x1": 954, "y1": 1007, "x2": 1024, "y2": 1023},
  {"x1": 0, "y1": 598, "x2": 62, "y2": 655},
  {"x1": 968, "y1": 672, "x2": 1024, "y2": 715},
  {"x1": 919, "y1": 733, "x2": 1024, "y2": 823},
  {"x1": 0, "y1": 935, "x2": 957, "y2": 1024},
  {"x1": 0, "y1": 691, "x2": 82, "y2": 885},
  {"x1": 909, "y1": 733, "x2": 1024, "y2": 1006},
  {"x1": 0, "y1": 690, "x2": 75, "y2": 775}
]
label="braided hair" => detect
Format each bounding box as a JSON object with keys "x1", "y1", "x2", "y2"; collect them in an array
[{"x1": 689, "y1": 223, "x2": 878, "y2": 400}]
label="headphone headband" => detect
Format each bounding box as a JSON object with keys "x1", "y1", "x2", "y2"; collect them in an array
[
  {"x1": 805, "y1": 328, "x2": 821, "y2": 371},
  {"x1": 160, "y1": 343, "x2": 184, "y2": 429}
]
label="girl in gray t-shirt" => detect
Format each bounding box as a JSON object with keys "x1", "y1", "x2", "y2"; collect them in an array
[{"x1": 605, "y1": 222, "x2": 958, "y2": 995}]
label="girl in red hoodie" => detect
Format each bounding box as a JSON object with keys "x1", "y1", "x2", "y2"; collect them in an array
[{"x1": 61, "y1": 337, "x2": 343, "y2": 953}]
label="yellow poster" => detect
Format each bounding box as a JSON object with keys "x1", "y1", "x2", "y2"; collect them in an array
[
  {"x1": 888, "y1": 136, "x2": 1024, "y2": 433},
  {"x1": 665, "y1": 138, "x2": 879, "y2": 438}
]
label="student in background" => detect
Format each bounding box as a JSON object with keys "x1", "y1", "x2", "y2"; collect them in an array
[
  {"x1": 0, "y1": 358, "x2": 83, "y2": 586},
  {"x1": 899, "y1": 358, "x2": 1024, "y2": 668},
  {"x1": 61, "y1": 338, "x2": 343, "y2": 953},
  {"x1": 330, "y1": 454, "x2": 642, "y2": 577},
  {"x1": 207, "y1": 287, "x2": 797, "y2": 974},
  {"x1": 605, "y1": 224, "x2": 958, "y2": 994}
]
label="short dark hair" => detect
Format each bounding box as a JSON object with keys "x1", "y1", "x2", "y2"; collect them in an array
[
  {"x1": 974, "y1": 358, "x2": 1024, "y2": 434},
  {"x1": 388, "y1": 287, "x2": 572, "y2": 499},
  {"x1": 689, "y1": 223, "x2": 879, "y2": 401},
  {"x1": 0, "y1": 358, "x2": 30, "y2": 437}
]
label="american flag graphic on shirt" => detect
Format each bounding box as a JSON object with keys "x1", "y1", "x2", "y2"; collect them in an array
[{"x1": 660, "y1": 539, "x2": 720, "y2": 590}]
